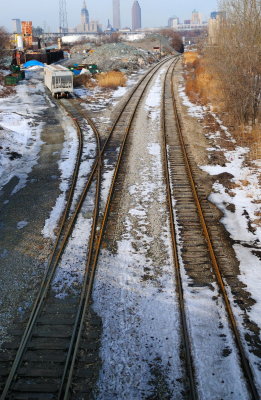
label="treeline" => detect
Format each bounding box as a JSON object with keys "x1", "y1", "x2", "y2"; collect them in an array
[{"x1": 206, "y1": 0, "x2": 261, "y2": 126}]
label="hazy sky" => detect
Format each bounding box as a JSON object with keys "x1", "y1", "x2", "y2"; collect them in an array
[{"x1": 0, "y1": 0, "x2": 218, "y2": 32}]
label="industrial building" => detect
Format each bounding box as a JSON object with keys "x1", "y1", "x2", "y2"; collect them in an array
[{"x1": 132, "y1": 1, "x2": 141, "y2": 31}]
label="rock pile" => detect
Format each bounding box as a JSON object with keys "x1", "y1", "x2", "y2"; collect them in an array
[{"x1": 82, "y1": 43, "x2": 157, "y2": 72}]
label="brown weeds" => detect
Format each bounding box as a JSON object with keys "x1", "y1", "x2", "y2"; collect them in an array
[
  {"x1": 96, "y1": 71, "x2": 127, "y2": 89},
  {"x1": 73, "y1": 74, "x2": 97, "y2": 88}
]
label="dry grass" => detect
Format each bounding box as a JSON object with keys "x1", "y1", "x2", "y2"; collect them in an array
[
  {"x1": 184, "y1": 51, "x2": 225, "y2": 109},
  {"x1": 96, "y1": 71, "x2": 127, "y2": 89},
  {"x1": 183, "y1": 51, "x2": 199, "y2": 65},
  {"x1": 73, "y1": 74, "x2": 97, "y2": 88},
  {"x1": 184, "y1": 53, "x2": 261, "y2": 166},
  {"x1": 237, "y1": 125, "x2": 261, "y2": 160}
]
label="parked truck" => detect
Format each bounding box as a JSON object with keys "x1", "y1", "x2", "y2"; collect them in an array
[{"x1": 44, "y1": 65, "x2": 73, "y2": 98}]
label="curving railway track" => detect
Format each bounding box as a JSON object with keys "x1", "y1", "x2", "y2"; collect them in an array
[
  {"x1": 0, "y1": 56, "x2": 176, "y2": 400},
  {"x1": 0, "y1": 55, "x2": 259, "y2": 399}
]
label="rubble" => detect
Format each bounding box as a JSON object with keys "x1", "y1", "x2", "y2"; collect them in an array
[{"x1": 81, "y1": 42, "x2": 157, "y2": 72}]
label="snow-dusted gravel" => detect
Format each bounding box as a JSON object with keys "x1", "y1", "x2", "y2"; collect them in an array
[{"x1": 92, "y1": 64, "x2": 185, "y2": 398}]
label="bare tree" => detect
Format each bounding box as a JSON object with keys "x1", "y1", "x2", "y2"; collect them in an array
[
  {"x1": 206, "y1": 0, "x2": 261, "y2": 125},
  {"x1": 0, "y1": 27, "x2": 10, "y2": 65},
  {"x1": 159, "y1": 29, "x2": 184, "y2": 53}
]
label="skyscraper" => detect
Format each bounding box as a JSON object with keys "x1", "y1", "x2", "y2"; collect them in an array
[
  {"x1": 113, "y1": 0, "x2": 121, "y2": 30},
  {"x1": 81, "y1": 0, "x2": 89, "y2": 30},
  {"x1": 132, "y1": 1, "x2": 141, "y2": 31},
  {"x1": 12, "y1": 19, "x2": 22, "y2": 34}
]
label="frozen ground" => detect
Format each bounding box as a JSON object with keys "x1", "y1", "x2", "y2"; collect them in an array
[
  {"x1": 0, "y1": 70, "x2": 47, "y2": 193},
  {"x1": 41, "y1": 108, "x2": 78, "y2": 240}
]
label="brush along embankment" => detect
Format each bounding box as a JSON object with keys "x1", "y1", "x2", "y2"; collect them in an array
[{"x1": 183, "y1": 51, "x2": 261, "y2": 159}]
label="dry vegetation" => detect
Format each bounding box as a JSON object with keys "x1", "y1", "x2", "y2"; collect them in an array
[
  {"x1": 159, "y1": 29, "x2": 184, "y2": 53},
  {"x1": 0, "y1": 27, "x2": 10, "y2": 66},
  {"x1": 184, "y1": 52, "x2": 224, "y2": 109},
  {"x1": 73, "y1": 74, "x2": 97, "y2": 88},
  {"x1": 74, "y1": 70, "x2": 127, "y2": 91},
  {"x1": 184, "y1": 0, "x2": 261, "y2": 159},
  {"x1": 96, "y1": 71, "x2": 127, "y2": 89}
]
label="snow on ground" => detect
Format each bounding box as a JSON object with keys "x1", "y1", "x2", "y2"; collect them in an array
[
  {"x1": 76, "y1": 69, "x2": 146, "y2": 117},
  {"x1": 179, "y1": 81, "x2": 261, "y2": 391},
  {"x1": 121, "y1": 33, "x2": 146, "y2": 41},
  {"x1": 69, "y1": 118, "x2": 97, "y2": 213},
  {"x1": 92, "y1": 65, "x2": 185, "y2": 398},
  {"x1": 0, "y1": 70, "x2": 47, "y2": 193},
  {"x1": 62, "y1": 34, "x2": 99, "y2": 44},
  {"x1": 52, "y1": 182, "x2": 95, "y2": 298}
]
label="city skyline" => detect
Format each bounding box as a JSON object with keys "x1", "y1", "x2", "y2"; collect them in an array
[{"x1": 1, "y1": 0, "x2": 218, "y2": 32}]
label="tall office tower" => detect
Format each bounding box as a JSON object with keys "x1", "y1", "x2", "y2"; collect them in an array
[
  {"x1": 81, "y1": 0, "x2": 90, "y2": 29},
  {"x1": 113, "y1": 0, "x2": 121, "y2": 30},
  {"x1": 12, "y1": 19, "x2": 22, "y2": 33},
  {"x1": 132, "y1": 1, "x2": 141, "y2": 30}
]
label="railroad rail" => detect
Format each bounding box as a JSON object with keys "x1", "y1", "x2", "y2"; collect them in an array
[
  {"x1": 162, "y1": 59, "x2": 259, "y2": 399},
  {"x1": 0, "y1": 55, "x2": 177, "y2": 399}
]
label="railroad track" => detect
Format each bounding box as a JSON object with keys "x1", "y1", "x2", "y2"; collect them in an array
[
  {"x1": 0, "y1": 56, "x2": 177, "y2": 400},
  {"x1": 162, "y1": 59, "x2": 259, "y2": 399}
]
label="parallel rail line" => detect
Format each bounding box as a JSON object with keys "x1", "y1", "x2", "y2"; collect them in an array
[{"x1": 163, "y1": 59, "x2": 259, "y2": 399}]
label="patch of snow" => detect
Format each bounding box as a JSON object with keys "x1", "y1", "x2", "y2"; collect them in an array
[
  {"x1": 145, "y1": 69, "x2": 165, "y2": 120},
  {"x1": 17, "y1": 221, "x2": 28, "y2": 230},
  {"x1": 178, "y1": 84, "x2": 206, "y2": 119},
  {"x1": 121, "y1": 33, "x2": 146, "y2": 41},
  {"x1": 62, "y1": 34, "x2": 99, "y2": 44}
]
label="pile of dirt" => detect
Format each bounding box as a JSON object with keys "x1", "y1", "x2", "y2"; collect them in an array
[{"x1": 82, "y1": 42, "x2": 157, "y2": 72}]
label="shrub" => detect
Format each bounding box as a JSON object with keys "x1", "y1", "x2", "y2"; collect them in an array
[
  {"x1": 96, "y1": 71, "x2": 127, "y2": 89},
  {"x1": 73, "y1": 73, "x2": 97, "y2": 88}
]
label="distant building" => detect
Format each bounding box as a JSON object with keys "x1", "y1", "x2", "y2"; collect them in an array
[
  {"x1": 191, "y1": 9, "x2": 202, "y2": 25},
  {"x1": 77, "y1": 0, "x2": 90, "y2": 32},
  {"x1": 113, "y1": 0, "x2": 121, "y2": 30},
  {"x1": 21, "y1": 21, "x2": 33, "y2": 48},
  {"x1": 168, "y1": 16, "x2": 179, "y2": 28},
  {"x1": 12, "y1": 19, "x2": 22, "y2": 34},
  {"x1": 184, "y1": 20, "x2": 191, "y2": 25},
  {"x1": 89, "y1": 20, "x2": 100, "y2": 32},
  {"x1": 105, "y1": 19, "x2": 114, "y2": 33},
  {"x1": 208, "y1": 11, "x2": 226, "y2": 44},
  {"x1": 132, "y1": 1, "x2": 141, "y2": 31}
]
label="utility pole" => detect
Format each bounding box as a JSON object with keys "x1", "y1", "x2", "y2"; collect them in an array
[{"x1": 59, "y1": 0, "x2": 68, "y2": 34}]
